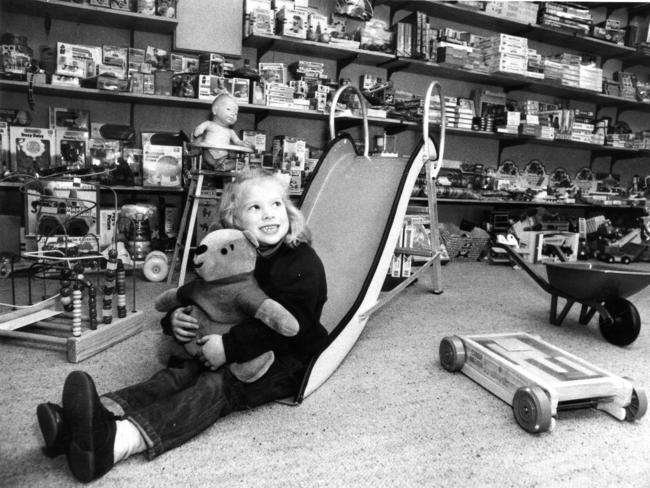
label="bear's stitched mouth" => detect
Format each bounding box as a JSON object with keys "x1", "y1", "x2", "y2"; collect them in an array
[{"x1": 194, "y1": 261, "x2": 203, "y2": 269}]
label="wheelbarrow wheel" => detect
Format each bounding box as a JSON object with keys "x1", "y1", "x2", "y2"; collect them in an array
[
  {"x1": 439, "y1": 336, "x2": 466, "y2": 372},
  {"x1": 625, "y1": 387, "x2": 648, "y2": 422},
  {"x1": 513, "y1": 386, "x2": 553, "y2": 434},
  {"x1": 599, "y1": 297, "x2": 641, "y2": 346}
]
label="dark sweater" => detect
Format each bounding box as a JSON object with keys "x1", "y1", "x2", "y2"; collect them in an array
[{"x1": 163, "y1": 242, "x2": 328, "y2": 367}]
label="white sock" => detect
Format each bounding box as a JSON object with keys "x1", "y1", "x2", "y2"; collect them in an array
[{"x1": 113, "y1": 419, "x2": 146, "y2": 463}]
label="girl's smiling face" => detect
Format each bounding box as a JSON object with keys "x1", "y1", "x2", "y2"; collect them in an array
[{"x1": 236, "y1": 178, "x2": 289, "y2": 246}]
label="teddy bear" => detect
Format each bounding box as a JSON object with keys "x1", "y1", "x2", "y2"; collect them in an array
[{"x1": 155, "y1": 228, "x2": 299, "y2": 382}]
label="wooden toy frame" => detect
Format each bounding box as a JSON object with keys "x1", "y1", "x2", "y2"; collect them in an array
[
  {"x1": 0, "y1": 253, "x2": 143, "y2": 363},
  {"x1": 439, "y1": 332, "x2": 647, "y2": 433}
]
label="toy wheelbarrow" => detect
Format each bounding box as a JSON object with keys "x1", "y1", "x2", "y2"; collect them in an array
[
  {"x1": 439, "y1": 333, "x2": 647, "y2": 433},
  {"x1": 492, "y1": 242, "x2": 650, "y2": 346}
]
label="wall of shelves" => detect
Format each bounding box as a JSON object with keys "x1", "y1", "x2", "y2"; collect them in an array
[{"x1": 1, "y1": 0, "x2": 649, "y2": 231}]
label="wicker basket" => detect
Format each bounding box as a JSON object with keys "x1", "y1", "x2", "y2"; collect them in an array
[{"x1": 439, "y1": 228, "x2": 489, "y2": 262}]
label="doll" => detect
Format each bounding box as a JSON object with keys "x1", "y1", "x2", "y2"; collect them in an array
[{"x1": 192, "y1": 93, "x2": 253, "y2": 169}]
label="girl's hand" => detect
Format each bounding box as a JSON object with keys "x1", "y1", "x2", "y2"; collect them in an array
[
  {"x1": 196, "y1": 334, "x2": 226, "y2": 370},
  {"x1": 171, "y1": 306, "x2": 199, "y2": 343}
]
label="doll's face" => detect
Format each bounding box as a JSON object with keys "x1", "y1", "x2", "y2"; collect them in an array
[{"x1": 212, "y1": 96, "x2": 239, "y2": 127}]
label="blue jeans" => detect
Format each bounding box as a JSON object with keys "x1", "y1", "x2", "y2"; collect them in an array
[{"x1": 103, "y1": 356, "x2": 304, "y2": 459}]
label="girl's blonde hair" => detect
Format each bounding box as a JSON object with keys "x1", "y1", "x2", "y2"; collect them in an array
[{"x1": 217, "y1": 168, "x2": 311, "y2": 247}]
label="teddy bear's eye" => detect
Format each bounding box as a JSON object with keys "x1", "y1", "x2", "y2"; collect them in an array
[
  {"x1": 220, "y1": 248, "x2": 228, "y2": 255},
  {"x1": 230, "y1": 244, "x2": 234, "y2": 251}
]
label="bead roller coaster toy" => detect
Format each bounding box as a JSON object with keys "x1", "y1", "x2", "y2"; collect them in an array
[{"x1": 0, "y1": 175, "x2": 144, "y2": 362}]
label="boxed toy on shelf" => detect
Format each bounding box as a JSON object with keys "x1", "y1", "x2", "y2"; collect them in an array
[
  {"x1": 9, "y1": 126, "x2": 56, "y2": 173},
  {"x1": 55, "y1": 129, "x2": 89, "y2": 169},
  {"x1": 141, "y1": 131, "x2": 184, "y2": 188}
]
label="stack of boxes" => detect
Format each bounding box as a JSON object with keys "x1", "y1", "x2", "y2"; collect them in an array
[
  {"x1": 483, "y1": 1, "x2": 539, "y2": 24},
  {"x1": 480, "y1": 34, "x2": 528, "y2": 76},
  {"x1": 538, "y1": 2, "x2": 592, "y2": 35}
]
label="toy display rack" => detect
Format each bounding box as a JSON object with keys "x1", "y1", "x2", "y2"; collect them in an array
[{"x1": 0, "y1": 253, "x2": 143, "y2": 363}]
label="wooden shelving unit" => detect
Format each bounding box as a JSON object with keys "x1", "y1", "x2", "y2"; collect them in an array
[{"x1": 1, "y1": 0, "x2": 178, "y2": 34}]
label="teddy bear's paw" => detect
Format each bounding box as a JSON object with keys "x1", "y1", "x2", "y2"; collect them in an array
[
  {"x1": 229, "y1": 351, "x2": 275, "y2": 383},
  {"x1": 255, "y1": 299, "x2": 299, "y2": 336}
]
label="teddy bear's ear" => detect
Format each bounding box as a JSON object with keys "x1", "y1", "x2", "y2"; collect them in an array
[{"x1": 242, "y1": 229, "x2": 259, "y2": 248}]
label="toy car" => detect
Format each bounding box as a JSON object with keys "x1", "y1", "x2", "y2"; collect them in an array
[{"x1": 439, "y1": 332, "x2": 647, "y2": 433}]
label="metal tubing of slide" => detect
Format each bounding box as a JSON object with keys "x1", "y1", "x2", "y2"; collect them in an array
[
  {"x1": 329, "y1": 84, "x2": 369, "y2": 156},
  {"x1": 422, "y1": 80, "x2": 446, "y2": 293}
]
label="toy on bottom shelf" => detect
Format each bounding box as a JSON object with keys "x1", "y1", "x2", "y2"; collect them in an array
[
  {"x1": 191, "y1": 93, "x2": 254, "y2": 170},
  {"x1": 439, "y1": 332, "x2": 647, "y2": 433},
  {"x1": 154, "y1": 228, "x2": 299, "y2": 382}
]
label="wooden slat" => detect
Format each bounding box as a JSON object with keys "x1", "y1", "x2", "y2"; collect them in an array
[
  {"x1": 0, "y1": 328, "x2": 67, "y2": 346},
  {"x1": 0, "y1": 308, "x2": 64, "y2": 331}
]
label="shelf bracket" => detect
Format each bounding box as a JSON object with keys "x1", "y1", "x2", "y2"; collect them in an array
[
  {"x1": 256, "y1": 39, "x2": 275, "y2": 60},
  {"x1": 336, "y1": 54, "x2": 358, "y2": 79},
  {"x1": 254, "y1": 110, "x2": 270, "y2": 128},
  {"x1": 384, "y1": 122, "x2": 412, "y2": 136}
]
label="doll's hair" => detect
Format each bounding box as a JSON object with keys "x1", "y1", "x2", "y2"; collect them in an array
[{"x1": 217, "y1": 168, "x2": 311, "y2": 247}]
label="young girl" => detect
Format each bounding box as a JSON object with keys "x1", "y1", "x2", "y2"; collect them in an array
[{"x1": 36, "y1": 169, "x2": 328, "y2": 483}]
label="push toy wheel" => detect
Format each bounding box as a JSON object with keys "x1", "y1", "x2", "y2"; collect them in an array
[
  {"x1": 439, "y1": 336, "x2": 466, "y2": 372},
  {"x1": 143, "y1": 251, "x2": 169, "y2": 282},
  {"x1": 512, "y1": 386, "x2": 552, "y2": 434},
  {"x1": 599, "y1": 297, "x2": 641, "y2": 346},
  {"x1": 625, "y1": 387, "x2": 648, "y2": 422}
]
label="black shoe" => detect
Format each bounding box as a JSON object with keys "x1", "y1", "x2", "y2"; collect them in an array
[
  {"x1": 36, "y1": 402, "x2": 67, "y2": 458},
  {"x1": 62, "y1": 371, "x2": 117, "y2": 483}
]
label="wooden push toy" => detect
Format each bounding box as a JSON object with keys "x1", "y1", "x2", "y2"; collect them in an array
[{"x1": 439, "y1": 332, "x2": 647, "y2": 433}]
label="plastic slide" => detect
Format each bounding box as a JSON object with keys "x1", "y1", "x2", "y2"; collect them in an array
[{"x1": 294, "y1": 83, "x2": 445, "y2": 402}]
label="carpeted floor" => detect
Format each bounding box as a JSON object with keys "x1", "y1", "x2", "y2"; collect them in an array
[{"x1": 1, "y1": 261, "x2": 649, "y2": 487}]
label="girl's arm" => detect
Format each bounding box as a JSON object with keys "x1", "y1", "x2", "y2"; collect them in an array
[{"x1": 222, "y1": 247, "x2": 328, "y2": 363}]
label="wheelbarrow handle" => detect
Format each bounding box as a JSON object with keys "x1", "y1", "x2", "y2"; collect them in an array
[{"x1": 491, "y1": 242, "x2": 555, "y2": 295}]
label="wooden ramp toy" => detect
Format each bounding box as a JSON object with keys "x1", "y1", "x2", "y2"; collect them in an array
[{"x1": 439, "y1": 332, "x2": 647, "y2": 433}]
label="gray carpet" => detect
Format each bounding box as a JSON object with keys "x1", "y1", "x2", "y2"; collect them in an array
[{"x1": 1, "y1": 261, "x2": 649, "y2": 487}]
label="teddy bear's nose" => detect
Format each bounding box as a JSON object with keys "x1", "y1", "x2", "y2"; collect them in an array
[{"x1": 195, "y1": 244, "x2": 207, "y2": 256}]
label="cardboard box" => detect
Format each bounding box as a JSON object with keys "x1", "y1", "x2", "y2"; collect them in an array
[
  {"x1": 111, "y1": 0, "x2": 132, "y2": 11},
  {"x1": 56, "y1": 42, "x2": 102, "y2": 78},
  {"x1": 198, "y1": 53, "x2": 225, "y2": 76},
  {"x1": 99, "y1": 207, "x2": 119, "y2": 249},
  {"x1": 25, "y1": 180, "x2": 99, "y2": 237},
  {"x1": 141, "y1": 132, "x2": 184, "y2": 188},
  {"x1": 0, "y1": 122, "x2": 10, "y2": 169},
  {"x1": 55, "y1": 128, "x2": 89, "y2": 169},
  {"x1": 277, "y1": 8, "x2": 308, "y2": 39},
  {"x1": 122, "y1": 147, "x2": 143, "y2": 185},
  {"x1": 272, "y1": 135, "x2": 306, "y2": 171},
  {"x1": 197, "y1": 74, "x2": 227, "y2": 101},
  {"x1": 230, "y1": 78, "x2": 250, "y2": 103},
  {"x1": 49, "y1": 107, "x2": 90, "y2": 131},
  {"x1": 102, "y1": 45, "x2": 128, "y2": 69},
  {"x1": 88, "y1": 138, "x2": 120, "y2": 168},
  {"x1": 10, "y1": 126, "x2": 55, "y2": 173}
]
